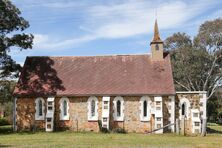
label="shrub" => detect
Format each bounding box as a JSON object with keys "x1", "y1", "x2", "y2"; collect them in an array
[
  {"x1": 112, "y1": 128, "x2": 127, "y2": 134},
  {"x1": 0, "y1": 117, "x2": 10, "y2": 126},
  {"x1": 98, "y1": 120, "x2": 110, "y2": 133},
  {"x1": 101, "y1": 127, "x2": 109, "y2": 133}
]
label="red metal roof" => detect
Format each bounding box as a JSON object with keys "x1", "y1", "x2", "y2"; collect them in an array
[{"x1": 13, "y1": 54, "x2": 175, "y2": 97}]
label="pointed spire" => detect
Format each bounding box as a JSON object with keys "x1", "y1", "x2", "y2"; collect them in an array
[{"x1": 151, "y1": 19, "x2": 163, "y2": 43}]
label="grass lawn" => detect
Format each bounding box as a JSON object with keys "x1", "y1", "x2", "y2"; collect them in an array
[{"x1": 0, "y1": 125, "x2": 221, "y2": 148}]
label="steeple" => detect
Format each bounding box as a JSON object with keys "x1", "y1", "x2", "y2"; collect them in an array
[
  {"x1": 151, "y1": 19, "x2": 163, "y2": 44},
  {"x1": 150, "y1": 19, "x2": 164, "y2": 60}
]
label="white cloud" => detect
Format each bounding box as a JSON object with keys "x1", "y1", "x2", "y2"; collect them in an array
[
  {"x1": 33, "y1": 33, "x2": 98, "y2": 50},
  {"x1": 34, "y1": 34, "x2": 49, "y2": 45},
  {"x1": 31, "y1": 0, "x2": 221, "y2": 50},
  {"x1": 88, "y1": 0, "x2": 220, "y2": 39},
  {"x1": 42, "y1": 1, "x2": 85, "y2": 9}
]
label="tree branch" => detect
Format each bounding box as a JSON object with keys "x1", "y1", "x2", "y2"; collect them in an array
[
  {"x1": 208, "y1": 84, "x2": 219, "y2": 99},
  {"x1": 174, "y1": 80, "x2": 191, "y2": 91},
  {"x1": 203, "y1": 56, "x2": 218, "y2": 91},
  {"x1": 187, "y1": 77, "x2": 196, "y2": 90}
]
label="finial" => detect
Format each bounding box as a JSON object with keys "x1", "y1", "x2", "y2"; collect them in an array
[
  {"x1": 155, "y1": 8, "x2": 157, "y2": 20},
  {"x1": 150, "y1": 16, "x2": 163, "y2": 44}
]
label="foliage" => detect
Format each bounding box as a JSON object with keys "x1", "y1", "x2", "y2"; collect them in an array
[
  {"x1": 100, "y1": 127, "x2": 110, "y2": 133},
  {"x1": 0, "y1": 80, "x2": 16, "y2": 104},
  {"x1": 0, "y1": 81, "x2": 15, "y2": 123},
  {"x1": 207, "y1": 89, "x2": 222, "y2": 123},
  {"x1": 98, "y1": 120, "x2": 110, "y2": 133},
  {"x1": 165, "y1": 18, "x2": 222, "y2": 99},
  {"x1": 112, "y1": 127, "x2": 127, "y2": 134},
  {"x1": 0, "y1": 0, "x2": 33, "y2": 78},
  {"x1": 0, "y1": 117, "x2": 10, "y2": 126}
]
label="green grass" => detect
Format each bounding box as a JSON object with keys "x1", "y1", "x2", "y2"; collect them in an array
[
  {"x1": 0, "y1": 125, "x2": 12, "y2": 134},
  {"x1": 207, "y1": 123, "x2": 222, "y2": 134},
  {"x1": 0, "y1": 125, "x2": 221, "y2": 148}
]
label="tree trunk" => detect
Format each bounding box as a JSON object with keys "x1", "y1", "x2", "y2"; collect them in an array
[{"x1": 201, "y1": 119, "x2": 207, "y2": 136}]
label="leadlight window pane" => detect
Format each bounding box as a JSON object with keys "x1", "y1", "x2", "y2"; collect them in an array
[
  {"x1": 143, "y1": 101, "x2": 147, "y2": 117},
  {"x1": 182, "y1": 103, "x2": 185, "y2": 116},
  {"x1": 39, "y1": 100, "x2": 43, "y2": 116},
  {"x1": 117, "y1": 100, "x2": 121, "y2": 117},
  {"x1": 63, "y1": 100, "x2": 67, "y2": 116},
  {"x1": 91, "y1": 100, "x2": 95, "y2": 117}
]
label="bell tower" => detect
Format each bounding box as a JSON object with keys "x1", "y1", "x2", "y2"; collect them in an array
[{"x1": 150, "y1": 19, "x2": 164, "y2": 60}]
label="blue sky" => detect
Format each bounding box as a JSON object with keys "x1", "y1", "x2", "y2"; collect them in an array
[{"x1": 10, "y1": 0, "x2": 222, "y2": 65}]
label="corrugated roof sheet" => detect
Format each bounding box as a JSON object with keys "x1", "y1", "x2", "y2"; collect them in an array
[{"x1": 13, "y1": 54, "x2": 175, "y2": 97}]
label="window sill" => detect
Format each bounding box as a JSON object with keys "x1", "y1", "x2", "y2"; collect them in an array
[
  {"x1": 35, "y1": 116, "x2": 44, "y2": 120},
  {"x1": 114, "y1": 117, "x2": 124, "y2": 121},
  {"x1": 60, "y1": 115, "x2": 69, "y2": 121},
  {"x1": 60, "y1": 119, "x2": 70, "y2": 121},
  {"x1": 140, "y1": 118, "x2": 150, "y2": 122},
  {"x1": 88, "y1": 116, "x2": 98, "y2": 121},
  {"x1": 35, "y1": 118, "x2": 44, "y2": 121}
]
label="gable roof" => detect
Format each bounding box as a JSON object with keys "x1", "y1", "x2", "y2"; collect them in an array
[{"x1": 13, "y1": 54, "x2": 175, "y2": 97}]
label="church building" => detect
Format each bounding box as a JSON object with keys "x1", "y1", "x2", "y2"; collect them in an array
[{"x1": 13, "y1": 20, "x2": 207, "y2": 135}]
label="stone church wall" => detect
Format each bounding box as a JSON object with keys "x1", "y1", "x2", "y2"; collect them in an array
[
  {"x1": 16, "y1": 98, "x2": 45, "y2": 131},
  {"x1": 16, "y1": 93, "x2": 204, "y2": 134},
  {"x1": 16, "y1": 96, "x2": 157, "y2": 132},
  {"x1": 109, "y1": 96, "x2": 153, "y2": 133},
  {"x1": 175, "y1": 92, "x2": 205, "y2": 135}
]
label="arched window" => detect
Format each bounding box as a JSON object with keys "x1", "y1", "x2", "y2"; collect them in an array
[
  {"x1": 113, "y1": 96, "x2": 124, "y2": 121},
  {"x1": 59, "y1": 97, "x2": 69, "y2": 120},
  {"x1": 179, "y1": 98, "x2": 191, "y2": 119},
  {"x1": 35, "y1": 98, "x2": 45, "y2": 120},
  {"x1": 155, "y1": 44, "x2": 159, "y2": 50},
  {"x1": 63, "y1": 100, "x2": 67, "y2": 116},
  {"x1": 182, "y1": 103, "x2": 185, "y2": 116},
  {"x1": 87, "y1": 96, "x2": 98, "y2": 121},
  {"x1": 143, "y1": 100, "x2": 147, "y2": 117},
  {"x1": 39, "y1": 99, "x2": 43, "y2": 116},
  {"x1": 117, "y1": 100, "x2": 121, "y2": 117},
  {"x1": 91, "y1": 100, "x2": 95, "y2": 117},
  {"x1": 140, "y1": 96, "x2": 151, "y2": 121}
]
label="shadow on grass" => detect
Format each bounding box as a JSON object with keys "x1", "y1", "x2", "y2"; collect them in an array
[
  {"x1": 0, "y1": 144, "x2": 11, "y2": 147},
  {"x1": 207, "y1": 126, "x2": 222, "y2": 134},
  {"x1": 0, "y1": 126, "x2": 40, "y2": 135},
  {"x1": 0, "y1": 126, "x2": 13, "y2": 135}
]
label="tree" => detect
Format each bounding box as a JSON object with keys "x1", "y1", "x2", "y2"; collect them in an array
[
  {"x1": 0, "y1": 0, "x2": 33, "y2": 79},
  {"x1": 0, "y1": 80, "x2": 16, "y2": 104},
  {"x1": 207, "y1": 87, "x2": 222, "y2": 123},
  {"x1": 165, "y1": 18, "x2": 222, "y2": 136},
  {"x1": 165, "y1": 18, "x2": 222, "y2": 99}
]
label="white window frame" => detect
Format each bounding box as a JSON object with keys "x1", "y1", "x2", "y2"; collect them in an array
[
  {"x1": 140, "y1": 96, "x2": 151, "y2": 121},
  {"x1": 35, "y1": 97, "x2": 45, "y2": 120},
  {"x1": 113, "y1": 96, "x2": 124, "y2": 121},
  {"x1": 59, "y1": 97, "x2": 70, "y2": 120},
  {"x1": 191, "y1": 109, "x2": 201, "y2": 133},
  {"x1": 179, "y1": 98, "x2": 191, "y2": 120},
  {"x1": 87, "y1": 96, "x2": 98, "y2": 121}
]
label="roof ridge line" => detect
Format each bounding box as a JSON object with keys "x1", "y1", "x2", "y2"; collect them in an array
[{"x1": 27, "y1": 53, "x2": 151, "y2": 58}]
